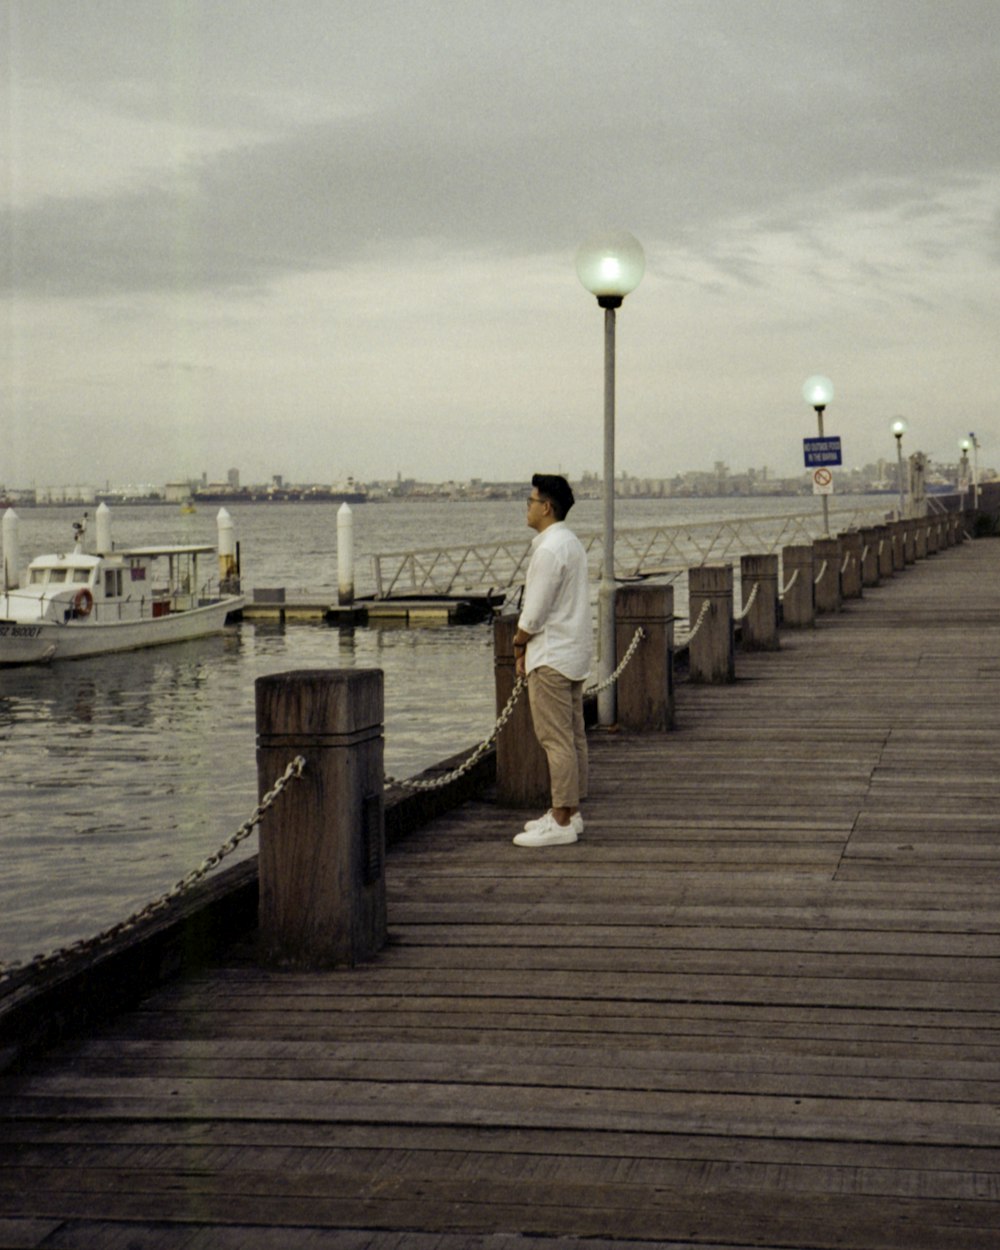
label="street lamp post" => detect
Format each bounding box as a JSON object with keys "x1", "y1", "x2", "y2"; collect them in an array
[
  {"x1": 802, "y1": 375, "x2": 834, "y2": 536},
  {"x1": 969, "y1": 432, "x2": 981, "y2": 509},
  {"x1": 959, "y1": 438, "x2": 971, "y2": 508},
  {"x1": 576, "y1": 231, "x2": 645, "y2": 726},
  {"x1": 891, "y1": 419, "x2": 908, "y2": 518}
]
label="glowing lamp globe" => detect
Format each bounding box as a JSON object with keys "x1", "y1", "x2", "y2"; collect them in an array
[
  {"x1": 802, "y1": 375, "x2": 834, "y2": 409},
  {"x1": 891, "y1": 419, "x2": 907, "y2": 439},
  {"x1": 959, "y1": 438, "x2": 971, "y2": 452},
  {"x1": 575, "y1": 231, "x2": 646, "y2": 307}
]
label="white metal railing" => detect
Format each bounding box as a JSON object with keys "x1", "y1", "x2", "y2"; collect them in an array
[{"x1": 370, "y1": 503, "x2": 897, "y2": 599}]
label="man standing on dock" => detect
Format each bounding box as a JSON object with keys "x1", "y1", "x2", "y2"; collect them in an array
[{"x1": 511, "y1": 474, "x2": 593, "y2": 847}]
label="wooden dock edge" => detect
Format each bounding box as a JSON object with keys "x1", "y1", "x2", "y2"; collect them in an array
[{"x1": 0, "y1": 734, "x2": 505, "y2": 1074}]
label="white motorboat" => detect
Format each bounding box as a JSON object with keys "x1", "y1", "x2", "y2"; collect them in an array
[{"x1": 0, "y1": 506, "x2": 244, "y2": 665}]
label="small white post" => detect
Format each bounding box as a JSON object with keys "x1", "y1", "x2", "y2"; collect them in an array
[
  {"x1": 217, "y1": 507, "x2": 238, "y2": 585},
  {"x1": 2, "y1": 508, "x2": 20, "y2": 590},
  {"x1": 337, "y1": 502, "x2": 354, "y2": 605},
  {"x1": 95, "y1": 501, "x2": 113, "y2": 555}
]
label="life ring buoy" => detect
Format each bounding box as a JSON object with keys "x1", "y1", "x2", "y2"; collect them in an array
[{"x1": 73, "y1": 587, "x2": 94, "y2": 618}]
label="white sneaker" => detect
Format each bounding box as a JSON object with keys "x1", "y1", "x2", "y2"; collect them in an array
[
  {"x1": 522, "y1": 810, "x2": 585, "y2": 836},
  {"x1": 513, "y1": 811, "x2": 579, "y2": 847}
]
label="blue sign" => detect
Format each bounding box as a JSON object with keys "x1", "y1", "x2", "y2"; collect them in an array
[{"x1": 803, "y1": 436, "x2": 842, "y2": 467}]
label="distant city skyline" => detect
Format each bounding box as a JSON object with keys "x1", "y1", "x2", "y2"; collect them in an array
[
  {"x1": 4, "y1": 3, "x2": 998, "y2": 486},
  {"x1": 4, "y1": 447, "x2": 989, "y2": 507}
]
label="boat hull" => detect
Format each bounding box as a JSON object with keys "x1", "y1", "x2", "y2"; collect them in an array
[{"x1": 0, "y1": 597, "x2": 243, "y2": 665}]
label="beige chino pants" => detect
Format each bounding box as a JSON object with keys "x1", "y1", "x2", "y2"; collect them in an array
[{"x1": 527, "y1": 665, "x2": 588, "y2": 809}]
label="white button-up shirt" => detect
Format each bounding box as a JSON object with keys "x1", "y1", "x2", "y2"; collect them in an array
[{"x1": 518, "y1": 522, "x2": 593, "y2": 681}]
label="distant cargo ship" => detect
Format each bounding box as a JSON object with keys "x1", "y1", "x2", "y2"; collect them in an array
[{"x1": 191, "y1": 487, "x2": 368, "y2": 504}]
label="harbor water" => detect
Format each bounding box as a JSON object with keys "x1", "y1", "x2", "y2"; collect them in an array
[{"x1": 1, "y1": 494, "x2": 891, "y2": 967}]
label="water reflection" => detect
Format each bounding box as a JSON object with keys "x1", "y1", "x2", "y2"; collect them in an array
[{"x1": 0, "y1": 614, "x2": 495, "y2": 964}]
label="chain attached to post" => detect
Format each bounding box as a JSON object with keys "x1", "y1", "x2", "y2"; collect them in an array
[
  {"x1": 388, "y1": 626, "x2": 647, "y2": 791},
  {"x1": 388, "y1": 675, "x2": 526, "y2": 791},
  {"x1": 584, "y1": 624, "x2": 646, "y2": 695},
  {"x1": 735, "y1": 581, "x2": 760, "y2": 622},
  {"x1": 683, "y1": 597, "x2": 713, "y2": 644},
  {"x1": 0, "y1": 756, "x2": 307, "y2": 986}
]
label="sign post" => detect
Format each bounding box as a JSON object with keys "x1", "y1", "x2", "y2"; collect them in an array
[{"x1": 803, "y1": 435, "x2": 842, "y2": 531}]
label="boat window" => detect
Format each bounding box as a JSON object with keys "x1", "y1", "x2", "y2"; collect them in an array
[
  {"x1": 49, "y1": 570, "x2": 67, "y2": 584},
  {"x1": 104, "y1": 569, "x2": 123, "y2": 597},
  {"x1": 73, "y1": 569, "x2": 91, "y2": 584},
  {"x1": 30, "y1": 569, "x2": 46, "y2": 585}
]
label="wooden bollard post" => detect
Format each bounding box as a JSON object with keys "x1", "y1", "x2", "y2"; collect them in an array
[
  {"x1": 615, "y1": 583, "x2": 674, "y2": 730},
  {"x1": 859, "y1": 527, "x2": 881, "y2": 587},
  {"x1": 927, "y1": 517, "x2": 941, "y2": 553},
  {"x1": 493, "y1": 615, "x2": 549, "y2": 808},
  {"x1": 740, "y1": 553, "x2": 779, "y2": 650},
  {"x1": 890, "y1": 521, "x2": 905, "y2": 572},
  {"x1": 914, "y1": 519, "x2": 928, "y2": 559},
  {"x1": 903, "y1": 520, "x2": 916, "y2": 564},
  {"x1": 780, "y1": 545, "x2": 815, "y2": 628},
  {"x1": 688, "y1": 565, "x2": 735, "y2": 683},
  {"x1": 876, "y1": 524, "x2": 895, "y2": 577},
  {"x1": 813, "y1": 537, "x2": 842, "y2": 613},
  {"x1": 837, "y1": 532, "x2": 863, "y2": 600},
  {"x1": 256, "y1": 669, "x2": 386, "y2": 969}
]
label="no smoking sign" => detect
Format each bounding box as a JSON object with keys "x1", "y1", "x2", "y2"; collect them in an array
[{"x1": 812, "y1": 467, "x2": 834, "y2": 495}]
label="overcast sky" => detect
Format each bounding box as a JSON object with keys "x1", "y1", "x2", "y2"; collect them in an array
[{"x1": 3, "y1": 0, "x2": 999, "y2": 489}]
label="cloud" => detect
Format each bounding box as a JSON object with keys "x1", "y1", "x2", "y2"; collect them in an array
[{"x1": 4, "y1": 0, "x2": 999, "y2": 301}]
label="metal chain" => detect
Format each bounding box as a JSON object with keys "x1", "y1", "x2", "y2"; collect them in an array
[
  {"x1": 813, "y1": 559, "x2": 828, "y2": 585},
  {"x1": 780, "y1": 568, "x2": 799, "y2": 595},
  {"x1": 389, "y1": 626, "x2": 648, "y2": 791},
  {"x1": 388, "y1": 676, "x2": 526, "y2": 790},
  {"x1": 0, "y1": 756, "x2": 307, "y2": 986},
  {"x1": 683, "y1": 597, "x2": 713, "y2": 643},
  {"x1": 584, "y1": 625, "x2": 646, "y2": 695},
  {"x1": 735, "y1": 581, "x2": 760, "y2": 621}
]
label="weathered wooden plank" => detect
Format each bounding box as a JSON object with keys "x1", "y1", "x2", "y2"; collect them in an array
[{"x1": 0, "y1": 1171, "x2": 996, "y2": 1250}]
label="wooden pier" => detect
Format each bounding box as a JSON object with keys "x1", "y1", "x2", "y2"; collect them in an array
[{"x1": 2, "y1": 536, "x2": 1000, "y2": 1248}]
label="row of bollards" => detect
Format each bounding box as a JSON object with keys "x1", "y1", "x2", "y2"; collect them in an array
[{"x1": 254, "y1": 510, "x2": 971, "y2": 971}]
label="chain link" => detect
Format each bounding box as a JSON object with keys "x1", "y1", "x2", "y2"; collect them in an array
[
  {"x1": 389, "y1": 626, "x2": 647, "y2": 791},
  {"x1": 735, "y1": 581, "x2": 760, "y2": 622},
  {"x1": 683, "y1": 597, "x2": 713, "y2": 644},
  {"x1": 813, "y1": 559, "x2": 828, "y2": 585},
  {"x1": 0, "y1": 756, "x2": 306, "y2": 986},
  {"x1": 584, "y1": 624, "x2": 646, "y2": 695},
  {"x1": 781, "y1": 567, "x2": 800, "y2": 595},
  {"x1": 387, "y1": 676, "x2": 526, "y2": 791}
]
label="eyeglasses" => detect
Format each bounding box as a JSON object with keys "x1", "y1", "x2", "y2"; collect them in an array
[{"x1": 526, "y1": 495, "x2": 544, "y2": 506}]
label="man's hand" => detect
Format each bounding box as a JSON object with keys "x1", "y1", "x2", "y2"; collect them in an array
[{"x1": 513, "y1": 629, "x2": 530, "y2": 680}]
